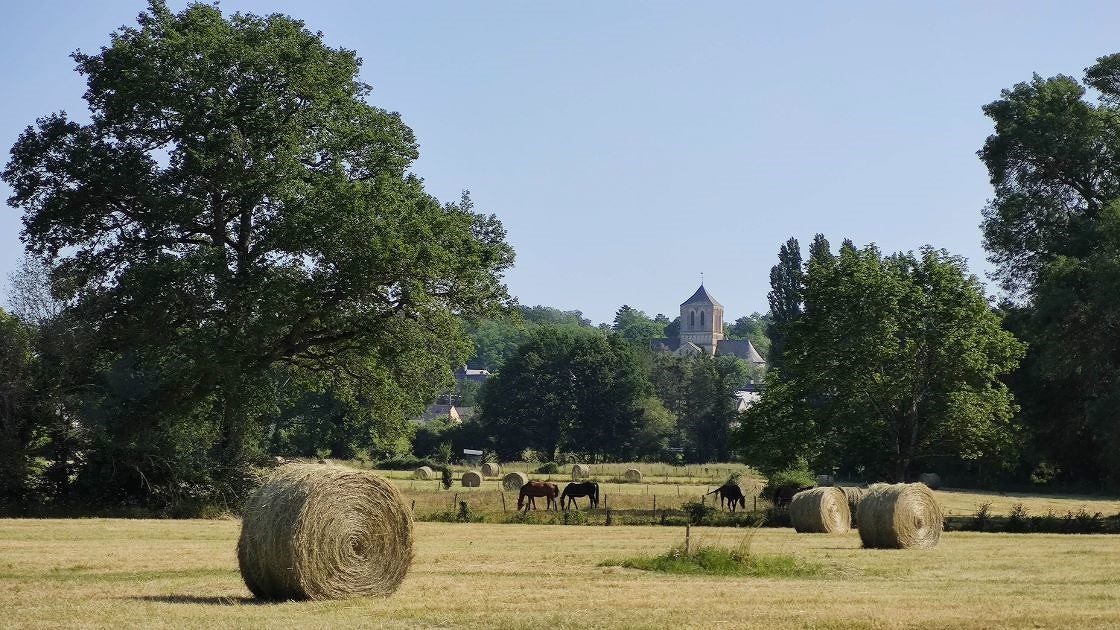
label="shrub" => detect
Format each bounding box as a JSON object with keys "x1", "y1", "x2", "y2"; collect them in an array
[
  {"x1": 971, "y1": 501, "x2": 993, "y2": 532},
  {"x1": 681, "y1": 499, "x2": 716, "y2": 525},
  {"x1": 1006, "y1": 503, "x2": 1029, "y2": 533},
  {"x1": 535, "y1": 462, "x2": 559, "y2": 474},
  {"x1": 600, "y1": 530, "x2": 823, "y2": 577}
]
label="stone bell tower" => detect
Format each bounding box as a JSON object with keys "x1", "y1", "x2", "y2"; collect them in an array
[{"x1": 679, "y1": 284, "x2": 724, "y2": 355}]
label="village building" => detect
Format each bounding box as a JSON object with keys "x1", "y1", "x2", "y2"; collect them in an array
[{"x1": 650, "y1": 284, "x2": 767, "y2": 366}]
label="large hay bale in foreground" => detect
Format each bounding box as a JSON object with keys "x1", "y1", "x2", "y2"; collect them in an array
[
  {"x1": 238, "y1": 464, "x2": 413, "y2": 601},
  {"x1": 571, "y1": 463, "x2": 591, "y2": 480},
  {"x1": 413, "y1": 466, "x2": 434, "y2": 481},
  {"x1": 623, "y1": 468, "x2": 642, "y2": 483},
  {"x1": 857, "y1": 483, "x2": 944, "y2": 549},
  {"x1": 502, "y1": 471, "x2": 529, "y2": 491},
  {"x1": 789, "y1": 487, "x2": 850, "y2": 534},
  {"x1": 919, "y1": 472, "x2": 942, "y2": 490},
  {"x1": 461, "y1": 471, "x2": 482, "y2": 487},
  {"x1": 481, "y1": 462, "x2": 501, "y2": 478},
  {"x1": 838, "y1": 486, "x2": 867, "y2": 526}
]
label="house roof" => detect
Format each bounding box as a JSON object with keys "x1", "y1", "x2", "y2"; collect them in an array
[{"x1": 681, "y1": 284, "x2": 723, "y2": 308}]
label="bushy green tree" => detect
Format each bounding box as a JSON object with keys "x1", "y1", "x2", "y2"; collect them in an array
[
  {"x1": 612, "y1": 305, "x2": 666, "y2": 347},
  {"x1": 738, "y1": 243, "x2": 1024, "y2": 481},
  {"x1": 2, "y1": 1, "x2": 513, "y2": 508},
  {"x1": 478, "y1": 326, "x2": 652, "y2": 461},
  {"x1": 978, "y1": 55, "x2": 1120, "y2": 487}
]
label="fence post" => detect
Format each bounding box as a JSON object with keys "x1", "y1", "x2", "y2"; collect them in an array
[
  {"x1": 500, "y1": 491, "x2": 507, "y2": 513},
  {"x1": 685, "y1": 523, "x2": 691, "y2": 556}
]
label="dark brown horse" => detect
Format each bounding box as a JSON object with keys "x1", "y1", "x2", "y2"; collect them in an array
[
  {"x1": 517, "y1": 481, "x2": 560, "y2": 511},
  {"x1": 706, "y1": 483, "x2": 746, "y2": 512},
  {"x1": 561, "y1": 482, "x2": 599, "y2": 510}
]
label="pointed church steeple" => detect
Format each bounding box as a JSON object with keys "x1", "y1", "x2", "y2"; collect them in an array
[{"x1": 679, "y1": 284, "x2": 724, "y2": 355}]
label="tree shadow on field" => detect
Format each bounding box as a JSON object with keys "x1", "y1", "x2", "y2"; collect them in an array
[{"x1": 132, "y1": 595, "x2": 271, "y2": 606}]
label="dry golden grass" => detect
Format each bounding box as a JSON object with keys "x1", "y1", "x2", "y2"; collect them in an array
[
  {"x1": 1, "y1": 518, "x2": 1118, "y2": 628},
  {"x1": 934, "y1": 487, "x2": 1120, "y2": 517}
]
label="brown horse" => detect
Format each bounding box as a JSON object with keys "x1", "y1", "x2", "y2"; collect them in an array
[
  {"x1": 706, "y1": 483, "x2": 747, "y2": 512},
  {"x1": 517, "y1": 481, "x2": 559, "y2": 511}
]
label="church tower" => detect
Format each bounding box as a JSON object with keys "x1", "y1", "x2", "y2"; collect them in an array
[{"x1": 679, "y1": 284, "x2": 724, "y2": 355}]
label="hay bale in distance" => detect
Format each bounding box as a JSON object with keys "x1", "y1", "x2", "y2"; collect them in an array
[
  {"x1": 919, "y1": 472, "x2": 942, "y2": 490},
  {"x1": 571, "y1": 463, "x2": 591, "y2": 480},
  {"x1": 461, "y1": 471, "x2": 482, "y2": 487},
  {"x1": 413, "y1": 466, "x2": 434, "y2": 481},
  {"x1": 502, "y1": 471, "x2": 529, "y2": 491},
  {"x1": 838, "y1": 486, "x2": 867, "y2": 526},
  {"x1": 238, "y1": 463, "x2": 413, "y2": 601},
  {"x1": 857, "y1": 482, "x2": 944, "y2": 549},
  {"x1": 481, "y1": 462, "x2": 501, "y2": 478},
  {"x1": 816, "y1": 474, "x2": 834, "y2": 487},
  {"x1": 789, "y1": 487, "x2": 850, "y2": 534},
  {"x1": 623, "y1": 468, "x2": 642, "y2": 483}
]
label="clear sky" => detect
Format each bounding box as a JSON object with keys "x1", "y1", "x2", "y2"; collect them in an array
[{"x1": 2, "y1": 1, "x2": 1118, "y2": 325}]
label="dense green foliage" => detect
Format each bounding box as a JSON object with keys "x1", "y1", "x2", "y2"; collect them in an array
[
  {"x1": 978, "y1": 54, "x2": 1120, "y2": 489},
  {"x1": 739, "y1": 241, "x2": 1024, "y2": 481},
  {"x1": 478, "y1": 327, "x2": 662, "y2": 461},
  {"x1": 465, "y1": 305, "x2": 592, "y2": 371},
  {"x1": 1, "y1": 1, "x2": 512, "y2": 511}
]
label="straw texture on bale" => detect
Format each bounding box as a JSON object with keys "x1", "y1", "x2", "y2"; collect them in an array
[
  {"x1": 480, "y1": 462, "x2": 501, "y2": 478},
  {"x1": 502, "y1": 471, "x2": 529, "y2": 490},
  {"x1": 857, "y1": 482, "x2": 944, "y2": 549},
  {"x1": 571, "y1": 463, "x2": 591, "y2": 480},
  {"x1": 461, "y1": 471, "x2": 482, "y2": 487},
  {"x1": 237, "y1": 463, "x2": 413, "y2": 601},
  {"x1": 919, "y1": 472, "x2": 942, "y2": 490},
  {"x1": 623, "y1": 468, "x2": 642, "y2": 482},
  {"x1": 838, "y1": 486, "x2": 867, "y2": 526},
  {"x1": 789, "y1": 486, "x2": 850, "y2": 534},
  {"x1": 413, "y1": 466, "x2": 434, "y2": 480}
]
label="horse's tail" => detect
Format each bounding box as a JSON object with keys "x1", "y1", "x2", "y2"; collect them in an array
[{"x1": 591, "y1": 483, "x2": 599, "y2": 505}]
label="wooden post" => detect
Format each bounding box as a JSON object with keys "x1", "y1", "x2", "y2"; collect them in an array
[
  {"x1": 500, "y1": 491, "x2": 507, "y2": 513},
  {"x1": 453, "y1": 492, "x2": 458, "y2": 508},
  {"x1": 753, "y1": 496, "x2": 757, "y2": 511},
  {"x1": 685, "y1": 523, "x2": 691, "y2": 556},
  {"x1": 411, "y1": 499, "x2": 415, "y2": 513}
]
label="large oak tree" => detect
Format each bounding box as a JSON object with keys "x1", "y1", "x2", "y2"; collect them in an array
[{"x1": 2, "y1": 1, "x2": 513, "y2": 505}]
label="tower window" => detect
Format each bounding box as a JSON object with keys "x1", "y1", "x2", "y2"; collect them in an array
[
  {"x1": 700, "y1": 311, "x2": 705, "y2": 326},
  {"x1": 690, "y1": 311, "x2": 695, "y2": 327}
]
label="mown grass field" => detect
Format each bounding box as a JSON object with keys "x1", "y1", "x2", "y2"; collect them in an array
[{"x1": 2, "y1": 518, "x2": 1118, "y2": 629}]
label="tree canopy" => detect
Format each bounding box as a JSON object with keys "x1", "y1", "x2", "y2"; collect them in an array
[
  {"x1": 2, "y1": 1, "x2": 513, "y2": 507},
  {"x1": 478, "y1": 326, "x2": 659, "y2": 461},
  {"x1": 738, "y1": 242, "x2": 1024, "y2": 480}
]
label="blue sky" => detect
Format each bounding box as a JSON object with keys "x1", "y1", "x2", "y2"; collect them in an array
[{"x1": 2, "y1": 1, "x2": 1118, "y2": 325}]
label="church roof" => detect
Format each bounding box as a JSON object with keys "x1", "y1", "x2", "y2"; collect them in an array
[
  {"x1": 681, "y1": 284, "x2": 723, "y2": 308},
  {"x1": 716, "y1": 339, "x2": 766, "y2": 365}
]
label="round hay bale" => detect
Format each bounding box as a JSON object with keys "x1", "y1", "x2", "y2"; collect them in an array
[
  {"x1": 623, "y1": 468, "x2": 642, "y2": 483},
  {"x1": 272, "y1": 456, "x2": 286, "y2": 467},
  {"x1": 789, "y1": 487, "x2": 850, "y2": 534},
  {"x1": 857, "y1": 482, "x2": 944, "y2": 549},
  {"x1": 413, "y1": 466, "x2": 434, "y2": 481},
  {"x1": 502, "y1": 471, "x2": 529, "y2": 491},
  {"x1": 838, "y1": 486, "x2": 867, "y2": 526},
  {"x1": 571, "y1": 463, "x2": 591, "y2": 480},
  {"x1": 237, "y1": 463, "x2": 413, "y2": 601},
  {"x1": 919, "y1": 472, "x2": 942, "y2": 490},
  {"x1": 816, "y1": 474, "x2": 834, "y2": 487},
  {"x1": 461, "y1": 471, "x2": 482, "y2": 487},
  {"x1": 480, "y1": 462, "x2": 501, "y2": 478}
]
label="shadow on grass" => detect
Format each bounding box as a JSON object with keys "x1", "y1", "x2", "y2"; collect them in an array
[{"x1": 132, "y1": 594, "x2": 271, "y2": 606}]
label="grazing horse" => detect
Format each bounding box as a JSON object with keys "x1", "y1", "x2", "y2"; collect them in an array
[
  {"x1": 517, "y1": 481, "x2": 560, "y2": 511},
  {"x1": 770, "y1": 484, "x2": 814, "y2": 508},
  {"x1": 706, "y1": 483, "x2": 746, "y2": 512},
  {"x1": 561, "y1": 482, "x2": 599, "y2": 510}
]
